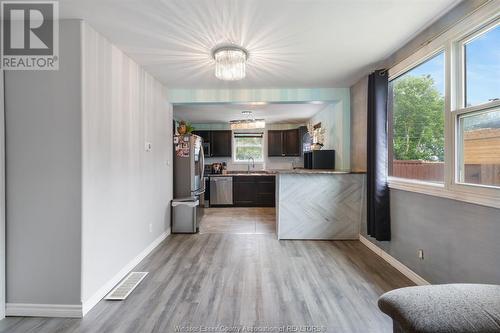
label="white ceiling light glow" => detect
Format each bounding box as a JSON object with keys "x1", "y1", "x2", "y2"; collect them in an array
[
  {"x1": 212, "y1": 45, "x2": 248, "y2": 81},
  {"x1": 230, "y1": 110, "x2": 265, "y2": 130},
  {"x1": 230, "y1": 119, "x2": 266, "y2": 130}
]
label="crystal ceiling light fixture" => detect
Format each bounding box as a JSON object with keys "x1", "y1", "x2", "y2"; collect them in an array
[
  {"x1": 212, "y1": 44, "x2": 249, "y2": 81},
  {"x1": 230, "y1": 111, "x2": 265, "y2": 130}
]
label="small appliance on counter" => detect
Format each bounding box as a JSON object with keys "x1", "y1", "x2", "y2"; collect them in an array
[
  {"x1": 211, "y1": 162, "x2": 223, "y2": 174},
  {"x1": 304, "y1": 150, "x2": 335, "y2": 169}
]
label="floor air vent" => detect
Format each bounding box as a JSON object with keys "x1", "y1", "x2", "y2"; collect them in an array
[{"x1": 105, "y1": 272, "x2": 148, "y2": 300}]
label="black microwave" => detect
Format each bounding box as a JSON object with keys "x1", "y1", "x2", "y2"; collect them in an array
[{"x1": 304, "y1": 150, "x2": 335, "y2": 169}]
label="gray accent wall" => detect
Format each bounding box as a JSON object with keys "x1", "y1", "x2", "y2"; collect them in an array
[
  {"x1": 5, "y1": 21, "x2": 83, "y2": 304},
  {"x1": 0, "y1": 65, "x2": 5, "y2": 318},
  {"x1": 362, "y1": 190, "x2": 500, "y2": 284},
  {"x1": 352, "y1": 0, "x2": 500, "y2": 284}
]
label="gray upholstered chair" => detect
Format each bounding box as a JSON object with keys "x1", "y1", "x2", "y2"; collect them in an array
[{"x1": 378, "y1": 284, "x2": 500, "y2": 333}]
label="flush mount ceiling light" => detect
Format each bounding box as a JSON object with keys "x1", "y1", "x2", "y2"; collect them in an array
[
  {"x1": 212, "y1": 45, "x2": 248, "y2": 81},
  {"x1": 230, "y1": 111, "x2": 265, "y2": 130}
]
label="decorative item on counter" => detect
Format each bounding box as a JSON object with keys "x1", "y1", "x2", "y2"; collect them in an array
[
  {"x1": 302, "y1": 131, "x2": 313, "y2": 152},
  {"x1": 307, "y1": 122, "x2": 325, "y2": 150},
  {"x1": 222, "y1": 162, "x2": 228, "y2": 175},
  {"x1": 176, "y1": 121, "x2": 195, "y2": 135},
  {"x1": 212, "y1": 162, "x2": 223, "y2": 174}
]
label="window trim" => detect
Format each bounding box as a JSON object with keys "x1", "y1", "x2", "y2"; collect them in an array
[
  {"x1": 456, "y1": 18, "x2": 500, "y2": 111},
  {"x1": 387, "y1": 1, "x2": 500, "y2": 208},
  {"x1": 232, "y1": 131, "x2": 265, "y2": 163},
  {"x1": 388, "y1": 48, "x2": 447, "y2": 187}
]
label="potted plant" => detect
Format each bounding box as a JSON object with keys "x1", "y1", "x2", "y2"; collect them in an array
[{"x1": 177, "y1": 121, "x2": 195, "y2": 135}]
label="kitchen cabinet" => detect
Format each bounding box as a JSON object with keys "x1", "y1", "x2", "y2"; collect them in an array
[
  {"x1": 193, "y1": 130, "x2": 232, "y2": 157},
  {"x1": 211, "y1": 130, "x2": 232, "y2": 157},
  {"x1": 194, "y1": 130, "x2": 210, "y2": 144},
  {"x1": 255, "y1": 176, "x2": 276, "y2": 207},
  {"x1": 233, "y1": 176, "x2": 257, "y2": 206},
  {"x1": 233, "y1": 176, "x2": 275, "y2": 207},
  {"x1": 267, "y1": 128, "x2": 300, "y2": 157},
  {"x1": 283, "y1": 129, "x2": 300, "y2": 156},
  {"x1": 267, "y1": 130, "x2": 283, "y2": 156}
]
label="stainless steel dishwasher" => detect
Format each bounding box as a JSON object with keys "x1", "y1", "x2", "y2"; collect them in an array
[{"x1": 210, "y1": 177, "x2": 233, "y2": 205}]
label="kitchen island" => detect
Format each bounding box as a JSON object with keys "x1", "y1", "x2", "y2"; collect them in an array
[{"x1": 276, "y1": 169, "x2": 366, "y2": 240}]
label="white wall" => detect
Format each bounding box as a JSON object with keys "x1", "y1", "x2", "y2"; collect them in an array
[
  {"x1": 191, "y1": 123, "x2": 303, "y2": 170},
  {"x1": 4, "y1": 20, "x2": 172, "y2": 316},
  {"x1": 81, "y1": 23, "x2": 173, "y2": 308},
  {"x1": 5, "y1": 20, "x2": 83, "y2": 305},
  {"x1": 308, "y1": 102, "x2": 350, "y2": 171}
]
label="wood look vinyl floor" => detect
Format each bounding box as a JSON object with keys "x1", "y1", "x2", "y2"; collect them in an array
[
  {"x1": 200, "y1": 208, "x2": 276, "y2": 234},
  {"x1": 0, "y1": 209, "x2": 413, "y2": 333}
]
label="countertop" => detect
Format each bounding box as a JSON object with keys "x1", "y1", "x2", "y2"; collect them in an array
[
  {"x1": 207, "y1": 169, "x2": 365, "y2": 177},
  {"x1": 207, "y1": 172, "x2": 276, "y2": 177},
  {"x1": 276, "y1": 169, "x2": 354, "y2": 174}
]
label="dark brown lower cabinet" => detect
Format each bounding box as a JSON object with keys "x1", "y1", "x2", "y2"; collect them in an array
[
  {"x1": 233, "y1": 176, "x2": 275, "y2": 207},
  {"x1": 233, "y1": 176, "x2": 257, "y2": 206},
  {"x1": 256, "y1": 176, "x2": 276, "y2": 207}
]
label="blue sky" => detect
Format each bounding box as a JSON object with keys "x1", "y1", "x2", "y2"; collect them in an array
[
  {"x1": 465, "y1": 25, "x2": 500, "y2": 106},
  {"x1": 396, "y1": 51, "x2": 445, "y2": 95},
  {"x1": 393, "y1": 25, "x2": 499, "y2": 106}
]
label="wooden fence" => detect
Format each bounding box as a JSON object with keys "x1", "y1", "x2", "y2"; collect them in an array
[
  {"x1": 392, "y1": 160, "x2": 444, "y2": 182},
  {"x1": 392, "y1": 128, "x2": 500, "y2": 185}
]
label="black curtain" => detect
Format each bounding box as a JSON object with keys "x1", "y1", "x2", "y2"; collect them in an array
[{"x1": 367, "y1": 69, "x2": 391, "y2": 241}]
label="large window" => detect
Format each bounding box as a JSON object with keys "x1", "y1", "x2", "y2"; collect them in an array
[
  {"x1": 233, "y1": 132, "x2": 264, "y2": 162},
  {"x1": 387, "y1": 6, "x2": 500, "y2": 207},
  {"x1": 389, "y1": 51, "x2": 445, "y2": 183},
  {"x1": 457, "y1": 22, "x2": 500, "y2": 188}
]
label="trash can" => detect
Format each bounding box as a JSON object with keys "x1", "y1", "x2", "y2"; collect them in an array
[{"x1": 171, "y1": 197, "x2": 199, "y2": 233}]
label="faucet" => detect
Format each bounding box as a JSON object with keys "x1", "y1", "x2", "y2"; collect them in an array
[{"x1": 247, "y1": 157, "x2": 255, "y2": 173}]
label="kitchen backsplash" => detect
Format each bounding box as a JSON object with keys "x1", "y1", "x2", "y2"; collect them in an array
[{"x1": 204, "y1": 156, "x2": 302, "y2": 171}]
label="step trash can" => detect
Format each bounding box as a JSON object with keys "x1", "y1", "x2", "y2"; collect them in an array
[{"x1": 171, "y1": 197, "x2": 199, "y2": 233}]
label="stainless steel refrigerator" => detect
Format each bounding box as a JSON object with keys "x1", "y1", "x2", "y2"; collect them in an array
[{"x1": 172, "y1": 134, "x2": 205, "y2": 233}]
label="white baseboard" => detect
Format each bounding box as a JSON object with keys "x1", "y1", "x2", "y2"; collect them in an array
[
  {"x1": 6, "y1": 303, "x2": 82, "y2": 318},
  {"x1": 81, "y1": 230, "x2": 170, "y2": 316},
  {"x1": 359, "y1": 234, "x2": 430, "y2": 286}
]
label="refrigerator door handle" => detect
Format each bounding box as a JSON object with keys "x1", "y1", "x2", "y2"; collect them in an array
[{"x1": 200, "y1": 141, "x2": 205, "y2": 191}]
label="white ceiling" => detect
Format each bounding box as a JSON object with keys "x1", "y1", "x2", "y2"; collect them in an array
[
  {"x1": 59, "y1": 0, "x2": 458, "y2": 89},
  {"x1": 173, "y1": 103, "x2": 327, "y2": 124}
]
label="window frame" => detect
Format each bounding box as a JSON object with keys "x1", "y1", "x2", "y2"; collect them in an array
[
  {"x1": 387, "y1": 1, "x2": 500, "y2": 209},
  {"x1": 232, "y1": 131, "x2": 265, "y2": 163},
  {"x1": 388, "y1": 48, "x2": 446, "y2": 184}
]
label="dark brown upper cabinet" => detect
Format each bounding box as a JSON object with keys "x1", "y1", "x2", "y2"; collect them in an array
[
  {"x1": 267, "y1": 130, "x2": 284, "y2": 156},
  {"x1": 193, "y1": 130, "x2": 210, "y2": 144},
  {"x1": 267, "y1": 128, "x2": 300, "y2": 157},
  {"x1": 283, "y1": 129, "x2": 300, "y2": 156},
  {"x1": 209, "y1": 130, "x2": 232, "y2": 157},
  {"x1": 193, "y1": 130, "x2": 232, "y2": 157}
]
